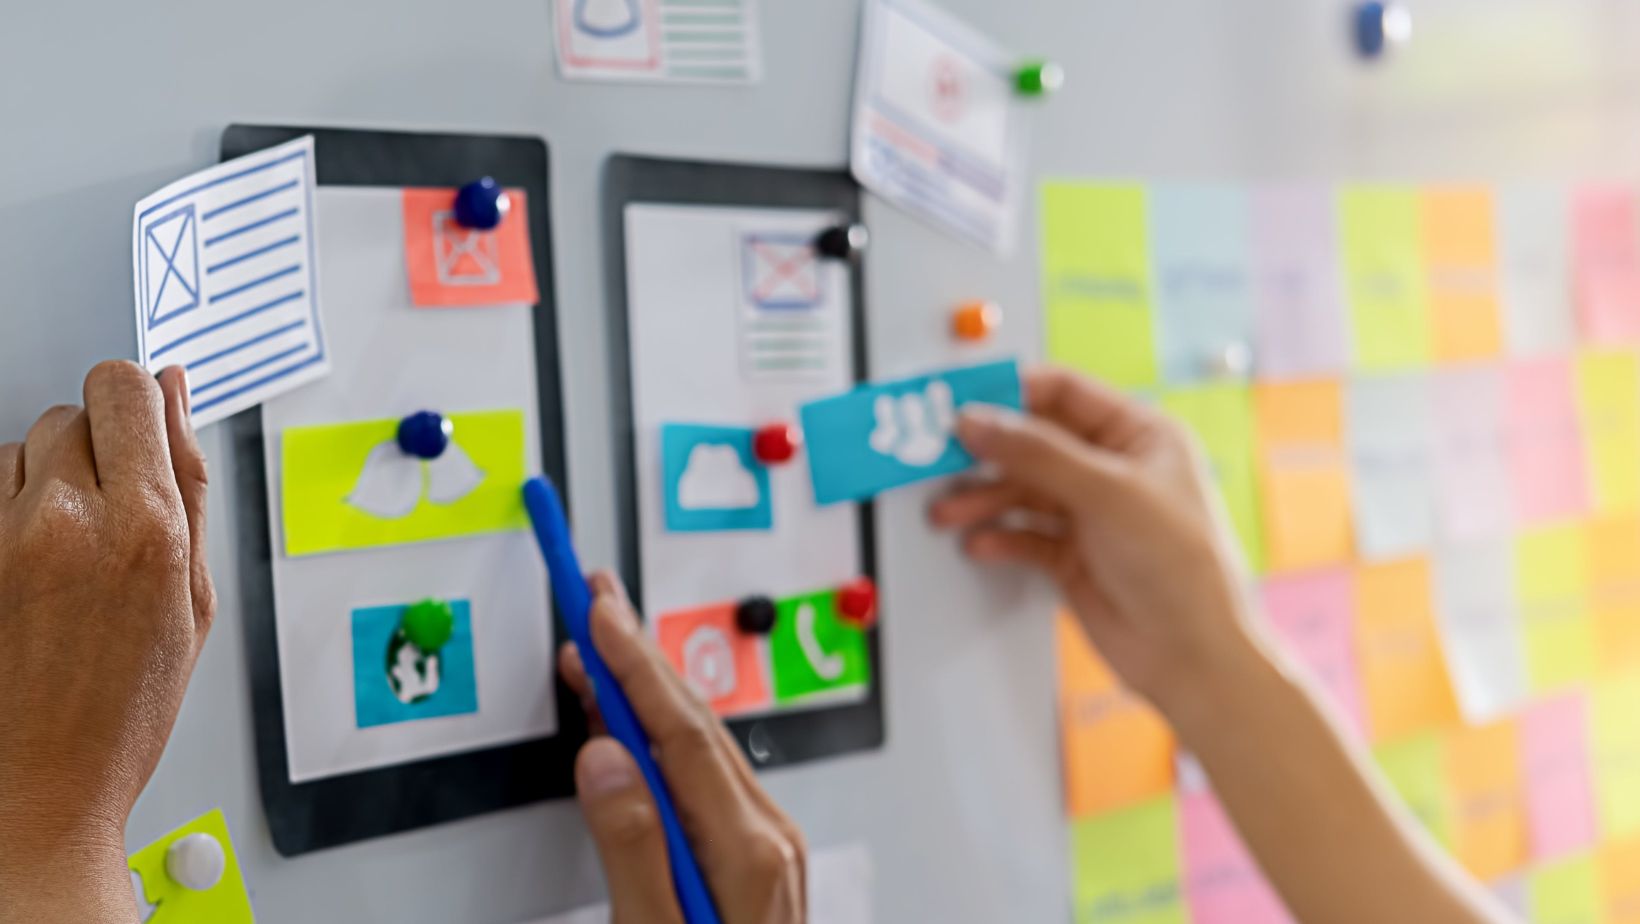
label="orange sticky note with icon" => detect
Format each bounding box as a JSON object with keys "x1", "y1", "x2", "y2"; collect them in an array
[
  {"x1": 655, "y1": 603, "x2": 770, "y2": 717},
  {"x1": 1445, "y1": 719, "x2": 1528, "y2": 882},
  {"x1": 1354, "y1": 558, "x2": 1460, "y2": 742},
  {"x1": 1422, "y1": 187, "x2": 1504, "y2": 362},
  {"x1": 1254, "y1": 380, "x2": 1353, "y2": 573},
  {"x1": 1057, "y1": 613, "x2": 1175, "y2": 817},
  {"x1": 402, "y1": 188, "x2": 539, "y2": 308}
]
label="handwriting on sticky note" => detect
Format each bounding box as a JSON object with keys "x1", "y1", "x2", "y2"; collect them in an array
[
  {"x1": 1500, "y1": 185, "x2": 1575, "y2": 355},
  {"x1": 1589, "y1": 516, "x2": 1640, "y2": 674},
  {"x1": 1521, "y1": 693, "x2": 1597, "y2": 861},
  {"x1": 1341, "y1": 187, "x2": 1431, "y2": 371},
  {"x1": 1180, "y1": 790, "x2": 1293, "y2": 924},
  {"x1": 1162, "y1": 384, "x2": 1263, "y2": 574},
  {"x1": 1422, "y1": 187, "x2": 1503, "y2": 361},
  {"x1": 1263, "y1": 570, "x2": 1366, "y2": 739},
  {"x1": 1347, "y1": 374, "x2": 1436, "y2": 560},
  {"x1": 1576, "y1": 351, "x2": 1640, "y2": 514},
  {"x1": 1072, "y1": 798, "x2": 1187, "y2": 924},
  {"x1": 1444, "y1": 719, "x2": 1528, "y2": 881},
  {"x1": 1058, "y1": 614, "x2": 1174, "y2": 816},
  {"x1": 1374, "y1": 733, "x2": 1453, "y2": 847},
  {"x1": 1255, "y1": 380, "x2": 1352, "y2": 573},
  {"x1": 1574, "y1": 186, "x2": 1640, "y2": 343},
  {"x1": 1251, "y1": 186, "x2": 1348, "y2": 379},
  {"x1": 1432, "y1": 366, "x2": 1512, "y2": 542},
  {"x1": 1354, "y1": 558, "x2": 1460, "y2": 742},
  {"x1": 1150, "y1": 185, "x2": 1254, "y2": 383},
  {"x1": 1043, "y1": 183, "x2": 1159, "y2": 389},
  {"x1": 1507, "y1": 358, "x2": 1590, "y2": 523},
  {"x1": 1594, "y1": 674, "x2": 1640, "y2": 840},
  {"x1": 1516, "y1": 524, "x2": 1594, "y2": 693},
  {"x1": 1434, "y1": 542, "x2": 1529, "y2": 723}
]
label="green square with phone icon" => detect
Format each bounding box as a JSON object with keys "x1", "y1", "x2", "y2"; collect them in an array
[{"x1": 769, "y1": 590, "x2": 870, "y2": 702}]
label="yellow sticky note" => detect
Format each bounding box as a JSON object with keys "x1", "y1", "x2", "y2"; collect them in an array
[
  {"x1": 128, "y1": 809, "x2": 254, "y2": 924},
  {"x1": 1071, "y1": 797, "x2": 1187, "y2": 924},
  {"x1": 1042, "y1": 183, "x2": 1160, "y2": 389},
  {"x1": 1058, "y1": 613, "x2": 1175, "y2": 817},
  {"x1": 1577, "y1": 350, "x2": 1640, "y2": 513},
  {"x1": 1421, "y1": 187, "x2": 1503, "y2": 362},
  {"x1": 1595, "y1": 674, "x2": 1640, "y2": 839},
  {"x1": 1254, "y1": 380, "x2": 1353, "y2": 573},
  {"x1": 1591, "y1": 516, "x2": 1640, "y2": 674},
  {"x1": 1161, "y1": 383, "x2": 1265, "y2": 574},
  {"x1": 1341, "y1": 187, "x2": 1431, "y2": 371},
  {"x1": 1531, "y1": 853, "x2": 1602, "y2": 924},
  {"x1": 281, "y1": 409, "x2": 529, "y2": 557},
  {"x1": 1374, "y1": 732, "x2": 1453, "y2": 848},
  {"x1": 1517, "y1": 524, "x2": 1595, "y2": 692},
  {"x1": 1355, "y1": 558, "x2": 1460, "y2": 742},
  {"x1": 1600, "y1": 837, "x2": 1640, "y2": 924},
  {"x1": 1444, "y1": 719, "x2": 1527, "y2": 882}
]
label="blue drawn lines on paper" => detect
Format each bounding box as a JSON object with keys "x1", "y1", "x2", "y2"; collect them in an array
[
  {"x1": 736, "y1": 230, "x2": 840, "y2": 383},
  {"x1": 131, "y1": 135, "x2": 329, "y2": 426}
]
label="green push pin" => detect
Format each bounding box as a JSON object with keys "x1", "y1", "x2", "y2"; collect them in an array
[
  {"x1": 1015, "y1": 59, "x2": 1064, "y2": 97},
  {"x1": 401, "y1": 598, "x2": 456, "y2": 652}
]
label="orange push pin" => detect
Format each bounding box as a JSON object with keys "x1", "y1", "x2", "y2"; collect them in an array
[{"x1": 952, "y1": 300, "x2": 1000, "y2": 342}]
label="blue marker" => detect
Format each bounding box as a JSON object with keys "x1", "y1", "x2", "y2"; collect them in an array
[{"x1": 522, "y1": 477, "x2": 721, "y2": 924}]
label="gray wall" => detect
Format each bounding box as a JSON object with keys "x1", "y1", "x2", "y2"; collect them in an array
[{"x1": 6, "y1": 1, "x2": 1640, "y2": 921}]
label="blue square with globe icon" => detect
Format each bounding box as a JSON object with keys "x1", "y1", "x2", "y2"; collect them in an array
[{"x1": 351, "y1": 600, "x2": 479, "y2": 728}]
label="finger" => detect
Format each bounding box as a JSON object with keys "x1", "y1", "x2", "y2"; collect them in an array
[
  {"x1": 559, "y1": 643, "x2": 607, "y2": 736},
  {"x1": 963, "y1": 527, "x2": 1072, "y2": 577},
  {"x1": 1025, "y1": 365, "x2": 1157, "y2": 448},
  {"x1": 159, "y1": 366, "x2": 215, "y2": 643},
  {"x1": 956, "y1": 404, "x2": 1127, "y2": 509},
  {"x1": 22, "y1": 405, "x2": 95, "y2": 489},
  {"x1": 82, "y1": 360, "x2": 173, "y2": 494},
  {"x1": 575, "y1": 739, "x2": 685, "y2": 924},
  {"x1": 928, "y1": 480, "x2": 1062, "y2": 531},
  {"x1": 0, "y1": 442, "x2": 20, "y2": 500}
]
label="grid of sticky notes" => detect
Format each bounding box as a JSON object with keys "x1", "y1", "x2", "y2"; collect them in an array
[{"x1": 1047, "y1": 182, "x2": 1640, "y2": 923}]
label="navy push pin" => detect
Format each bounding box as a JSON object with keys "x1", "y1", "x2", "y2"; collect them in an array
[
  {"x1": 815, "y1": 223, "x2": 869, "y2": 261},
  {"x1": 1353, "y1": 1, "x2": 1411, "y2": 60},
  {"x1": 453, "y1": 177, "x2": 511, "y2": 231},
  {"x1": 397, "y1": 411, "x2": 453, "y2": 460}
]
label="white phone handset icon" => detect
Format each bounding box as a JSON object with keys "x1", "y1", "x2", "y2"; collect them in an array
[{"x1": 796, "y1": 602, "x2": 845, "y2": 681}]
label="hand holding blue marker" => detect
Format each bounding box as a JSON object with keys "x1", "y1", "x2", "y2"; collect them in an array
[{"x1": 522, "y1": 476, "x2": 722, "y2": 924}]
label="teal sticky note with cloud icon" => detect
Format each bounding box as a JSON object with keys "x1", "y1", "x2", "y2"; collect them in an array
[{"x1": 662, "y1": 424, "x2": 773, "y2": 532}]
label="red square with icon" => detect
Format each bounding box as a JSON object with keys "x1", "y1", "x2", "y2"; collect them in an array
[{"x1": 655, "y1": 603, "x2": 770, "y2": 717}]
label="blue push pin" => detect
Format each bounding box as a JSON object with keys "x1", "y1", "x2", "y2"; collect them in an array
[
  {"x1": 1354, "y1": 1, "x2": 1411, "y2": 60},
  {"x1": 453, "y1": 177, "x2": 511, "y2": 231},
  {"x1": 397, "y1": 411, "x2": 453, "y2": 460}
]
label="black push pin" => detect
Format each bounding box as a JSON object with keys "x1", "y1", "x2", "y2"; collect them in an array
[
  {"x1": 735, "y1": 595, "x2": 778, "y2": 635},
  {"x1": 397, "y1": 410, "x2": 453, "y2": 460},
  {"x1": 815, "y1": 223, "x2": 869, "y2": 261}
]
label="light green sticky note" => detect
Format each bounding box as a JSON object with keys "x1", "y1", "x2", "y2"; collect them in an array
[
  {"x1": 1070, "y1": 797, "x2": 1186, "y2": 924},
  {"x1": 1162, "y1": 383, "x2": 1265, "y2": 574},
  {"x1": 1042, "y1": 182, "x2": 1160, "y2": 390},
  {"x1": 1516, "y1": 525, "x2": 1595, "y2": 692},
  {"x1": 1340, "y1": 187, "x2": 1431, "y2": 371},
  {"x1": 281, "y1": 409, "x2": 529, "y2": 557},
  {"x1": 1373, "y1": 733, "x2": 1453, "y2": 848},
  {"x1": 1530, "y1": 853, "x2": 1601, "y2": 924},
  {"x1": 128, "y1": 809, "x2": 254, "y2": 923},
  {"x1": 1594, "y1": 674, "x2": 1640, "y2": 839}
]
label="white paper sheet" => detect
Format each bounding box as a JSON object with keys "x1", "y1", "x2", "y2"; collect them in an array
[
  {"x1": 1434, "y1": 541, "x2": 1531, "y2": 722},
  {"x1": 1500, "y1": 185, "x2": 1575, "y2": 356},
  {"x1": 850, "y1": 0, "x2": 1025, "y2": 253},
  {"x1": 131, "y1": 135, "x2": 329, "y2": 426},
  {"x1": 1432, "y1": 365, "x2": 1513, "y2": 542},
  {"x1": 1347, "y1": 374, "x2": 1437, "y2": 559},
  {"x1": 551, "y1": 0, "x2": 763, "y2": 84}
]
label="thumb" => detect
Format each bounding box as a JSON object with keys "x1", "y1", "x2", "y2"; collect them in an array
[
  {"x1": 158, "y1": 365, "x2": 216, "y2": 646},
  {"x1": 956, "y1": 404, "x2": 1126, "y2": 508},
  {"x1": 576, "y1": 738, "x2": 685, "y2": 924}
]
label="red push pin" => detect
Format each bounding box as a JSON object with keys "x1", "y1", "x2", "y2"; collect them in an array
[
  {"x1": 753, "y1": 423, "x2": 802, "y2": 466},
  {"x1": 837, "y1": 578, "x2": 878, "y2": 629}
]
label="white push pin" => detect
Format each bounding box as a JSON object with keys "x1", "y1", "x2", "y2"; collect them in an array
[{"x1": 165, "y1": 832, "x2": 226, "y2": 892}]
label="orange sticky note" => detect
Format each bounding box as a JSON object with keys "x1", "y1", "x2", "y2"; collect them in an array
[
  {"x1": 1590, "y1": 516, "x2": 1640, "y2": 674},
  {"x1": 1058, "y1": 613, "x2": 1175, "y2": 817},
  {"x1": 655, "y1": 602, "x2": 770, "y2": 717},
  {"x1": 402, "y1": 188, "x2": 540, "y2": 308},
  {"x1": 1422, "y1": 187, "x2": 1504, "y2": 362},
  {"x1": 1445, "y1": 719, "x2": 1528, "y2": 882},
  {"x1": 1355, "y1": 558, "x2": 1460, "y2": 742},
  {"x1": 1602, "y1": 837, "x2": 1640, "y2": 924},
  {"x1": 1254, "y1": 380, "x2": 1353, "y2": 573}
]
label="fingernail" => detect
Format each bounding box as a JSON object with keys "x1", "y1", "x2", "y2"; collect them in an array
[
  {"x1": 179, "y1": 368, "x2": 193, "y2": 418},
  {"x1": 578, "y1": 739, "x2": 637, "y2": 797}
]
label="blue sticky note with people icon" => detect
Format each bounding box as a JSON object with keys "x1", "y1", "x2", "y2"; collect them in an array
[
  {"x1": 661, "y1": 424, "x2": 774, "y2": 532},
  {"x1": 800, "y1": 359, "x2": 1024, "y2": 505}
]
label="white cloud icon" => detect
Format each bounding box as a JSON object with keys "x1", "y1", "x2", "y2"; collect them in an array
[{"x1": 677, "y1": 443, "x2": 761, "y2": 511}]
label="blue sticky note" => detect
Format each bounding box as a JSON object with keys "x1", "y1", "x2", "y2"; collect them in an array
[
  {"x1": 800, "y1": 359, "x2": 1024, "y2": 505},
  {"x1": 351, "y1": 600, "x2": 479, "y2": 729},
  {"x1": 1151, "y1": 184, "x2": 1256, "y2": 382},
  {"x1": 662, "y1": 424, "x2": 773, "y2": 532}
]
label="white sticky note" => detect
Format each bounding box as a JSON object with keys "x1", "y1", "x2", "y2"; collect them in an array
[
  {"x1": 1436, "y1": 541, "x2": 1531, "y2": 722},
  {"x1": 131, "y1": 135, "x2": 329, "y2": 427},
  {"x1": 1432, "y1": 365, "x2": 1513, "y2": 543},
  {"x1": 1499, "y1": 185, "x2": 1574, "y2": 356},
  {"x1": 1347, "y1": 374, "x2": 1436, "y2": 559},
  {"x1": 1150, "y1": 185, "x2": 1255, "y2": 383},
  {"x1": 551, "y1": 0, "x2": 763, "y2": 84},
  {"x1": 851, "y1": 0, "x2": 1025, "y2": 254}
]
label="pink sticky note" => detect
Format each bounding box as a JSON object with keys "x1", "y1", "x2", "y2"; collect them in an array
[
  {"x1": 1573, "y1": 187, "x2": 1640, "y2": 343},
  {"x1": 1521, "y1": 693, "x2": 1597, "y2": 860},
  {"x1": 1506, "y1": 358, "x2": 1590, "y2": 523},
  {"x1": 1433, "y1": 366, "x2": 1513, "y2": 542},
  {"x1": 1263, "y1": 571, "x2": 1367, "y2": 740},
  {"x1": 1251, "y1": 187, "x2": 1349, "y2": 379},
  {"x1": 1180, "y1": 790, "x2": 1294, "y2": 924}
]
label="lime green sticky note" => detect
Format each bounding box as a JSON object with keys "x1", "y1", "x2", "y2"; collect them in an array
[
  {"x1": 128, "y1": 809, "x2": 254, "y2": 924},
  {"x1": 1577, "y1": 350, "x2": 1640, "y2": 513},
  {"x1": 769, "y1": 590, "x2": 870, "y2": 702},
  {"x1": 1516, "y1": 525, "x2": 1595, "y2": 692},
  {"x1": 1373, "y1": 733, "x2": 1453, "y2": 848},
  {"x1": 1042, "y1": 183, "x2": 1160, "y2": 390},
  {"x1": 1162, "y1": 383, "x2": 1265, "y2": 574},
  {"x1": 1340, "y1": 187, "x2": 1431, "y2": 371},
  {"x1": 1530, "y1": 853, "x2": 1601, "y2": 924},
  {"x1": 281, "y1": 409, "x2": 528, "y2": 557},
  {"x1": 1070, "y1": 797, "x2": 1186, "y2": 924},
  {"x1": 1594, "y1": 674, "x2": 1640, "y2": 838}
]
